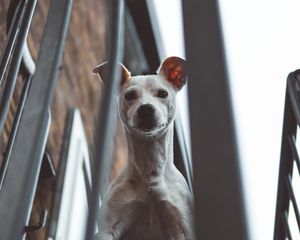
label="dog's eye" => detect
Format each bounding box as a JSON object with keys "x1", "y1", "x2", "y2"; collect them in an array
[
  {"x1": 124, "y1": 91, "x2": 136, "y2": 101},
  {"x1": 157, "y1": 89, "x2": 168, "y2": 98}
]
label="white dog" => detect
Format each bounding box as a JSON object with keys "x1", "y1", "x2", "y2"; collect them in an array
[{"x1": 93, "y1": 57, "x2": 194, "y2": 240}]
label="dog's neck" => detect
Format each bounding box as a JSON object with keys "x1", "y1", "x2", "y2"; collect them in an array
[{"x1": 125, "y1": 123, "x2": 174, "y2": 184}]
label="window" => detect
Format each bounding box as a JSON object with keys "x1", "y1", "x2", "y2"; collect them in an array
[{"x1": 48, "y1": 109, "x2": 92, "y2": 240}]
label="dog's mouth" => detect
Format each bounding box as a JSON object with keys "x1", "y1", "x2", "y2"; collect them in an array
[{"x1": 130, "y1": 122, "x2": 168, "y2": 136}]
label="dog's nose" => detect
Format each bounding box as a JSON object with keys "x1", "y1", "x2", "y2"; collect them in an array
[
  {"x1": 137, "y1": 104, "x2": 155, "y2": 117},
  {"x1": 137, "y1": 104, "x2": 156, "y2": 130}
]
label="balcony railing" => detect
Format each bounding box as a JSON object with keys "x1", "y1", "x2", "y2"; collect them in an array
[
  {"x1": 274, "y1": 70, "x2": 300, "y2": 240},
  {"x1": 0, "y1": 0, "x2": 73, "y2": 238}
]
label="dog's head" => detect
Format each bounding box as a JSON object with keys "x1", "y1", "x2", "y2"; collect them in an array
[{"x1": 93, "y1": 56, "x2": 186, "y2": 138}]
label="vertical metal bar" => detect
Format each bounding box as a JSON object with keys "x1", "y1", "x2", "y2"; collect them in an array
[
  {"x1": 182, "y1": 0, "x2": 248, "y2": 239},
  {"x1": 274, "y1": 74, "x2": 298, "y2": 240},
  {"x1": 0, "y1": 0, "x2": 27, "y2": 84},
  {"x1": 282, "y1": 211, "x2": 293, "y2": 240},
  {"x1": 289, "y1": 70, "x2": 300, "y2": 125},
  {"x1": 85, "y1": 1, "x2": 124, "y2": 239},
  {"x1": 0, "y1": 74, "x2": 32, "y2": 189},
  {"x1": 174, "y1": 117, "x2": 193, "y2": 189},
  {"x1": 288, "y1": 134, "x2": 300, "y2": 175},
  {"x1": 0, "y1": 0, "x2": 37, "y2": 134},
  {"x1": 285, "y1": 175, "x2": 300, "y2": 232},
  {"x1": 47, "y1": 109, "x2": 75, "y2": 238},
  {"x1": 0, "y1": 0, "x2": 73, "y2": 238},
  {"x1": 125, "y1": 0, "x2": 160, "y2": 74}
]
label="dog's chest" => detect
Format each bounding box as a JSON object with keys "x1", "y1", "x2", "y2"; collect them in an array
[{"x1": 120, "y1": 192, "x2": 173, "y2": 240}]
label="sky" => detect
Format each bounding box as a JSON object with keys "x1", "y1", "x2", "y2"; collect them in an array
[
  {"x1": 219, "y1": 1, "x2": 300, "y2": 239},
  {"x1": 151, "y1": 0, "x2": 300, "y2": 239}
]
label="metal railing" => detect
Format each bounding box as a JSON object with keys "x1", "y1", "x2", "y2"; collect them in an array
[
  {"x1": 0, "y1": 0, "x2": 36, "y2": 135},
  {"x1": 274, "y1": 70, "x2": 300, "y2": 240},
  {"x1": 0, "y1": 0, "x2": 36, "y2": 189},
  {"x1": 0, "y1": 0, "x2": 73, "y2": 239}
]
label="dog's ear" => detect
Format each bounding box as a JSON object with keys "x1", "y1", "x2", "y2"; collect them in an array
[
  {"x1": 92, "y1": 62, "x2": 131, "y2": 86},
  {"x1": 157, "y1": 56, "x2": 187, "y2": 91}
]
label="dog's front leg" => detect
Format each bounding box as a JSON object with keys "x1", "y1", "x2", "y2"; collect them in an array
[
  {"x1": 94, "y1": 212, "x2": 128, "y2": 240},
  {"x1": 94, "y1": 216, "x2": 130, "y2": 240},
  {"x1": 94, "y1": 201, "x2": 143, "y2": 240}
]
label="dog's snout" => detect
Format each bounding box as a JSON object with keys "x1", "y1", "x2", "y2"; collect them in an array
[
  {"x1": 137, "y1": 104, "x2": 156, "y2": 130},
  {"x1": 138, "y1": 104, "x2": 155, "y2": 117}
]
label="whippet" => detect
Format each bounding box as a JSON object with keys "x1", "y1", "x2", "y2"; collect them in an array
[{"x1": 93, "y1": 56, "x2": 194, "y2": 240}]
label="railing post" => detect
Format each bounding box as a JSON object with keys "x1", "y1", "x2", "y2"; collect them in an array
[
  {"x1": 85, "y1": 0, "x2": 125, "y2": 239},
  {"x1": 182, "y1": 0, "x2": 249, "y2": 239}
]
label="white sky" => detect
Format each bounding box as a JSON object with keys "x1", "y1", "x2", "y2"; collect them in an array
[
  {"x1": 219, "y1": 1, "x2": 300, "y2": 239},
  {"x1": 152, "y1": 0, "x2": 300, "y2": 239}
]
